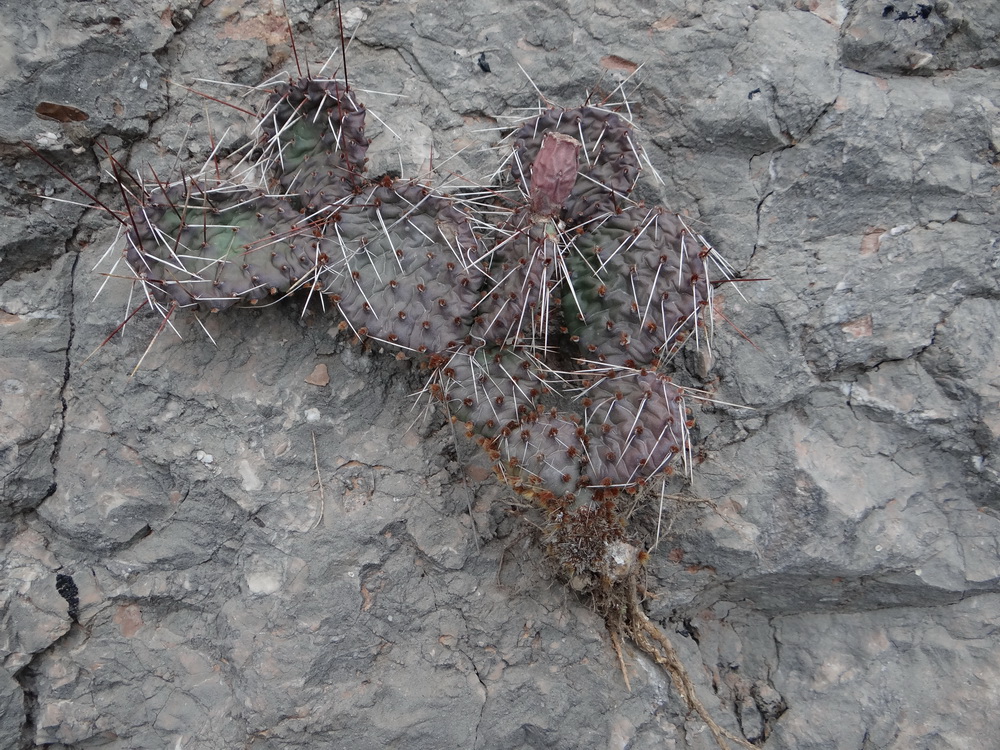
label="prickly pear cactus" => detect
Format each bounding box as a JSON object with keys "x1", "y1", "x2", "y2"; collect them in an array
[
  {"x1": 443, "y1": 104, "x2": 717, "y2": 508},
  {"x1": 111, "y1": 68, "x2": 723, "y2": 543},
  {"x1": 121, "y1": 76, "x2": 372, "y2": 314},
  {"x1": 78, "y1": 60, "x2": 751, "y2": 750},
  {"x1": 432, "y1": 346, "x2": 556, "y2": 441}
]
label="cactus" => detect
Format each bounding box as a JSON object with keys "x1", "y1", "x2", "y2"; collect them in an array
[
  {"x1": 562, "y1": 205, "x2": 714, "y2": 369},
  {"x1": 472, "y1": 207, "x2": 566, "y2": 351},
  {"x1": 430, "y1": 345, "x2": 690, "y2": 504},
  {"x1": 120, "y1": 75, "x2": 371, "y2": 314},
  {"x1": 104, "y1": 69, "x2": 716, "y2": 548},
  {"x1": 486, "y1": 369, "x2": 690, "y2": 501},
  {"x1": 432, "y1": 346, "x2": 556, "y2": 441},
  {"x1": 64, "y1": 54, "x2": 753, "y2": 749},
  {"x1": 323, "y1": 180, "x2": 485, "y2": 354}
]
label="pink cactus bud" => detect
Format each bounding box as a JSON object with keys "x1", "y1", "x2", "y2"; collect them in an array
[{"x1": 528, "y1": 132, "x2": 581, "y2": 217}]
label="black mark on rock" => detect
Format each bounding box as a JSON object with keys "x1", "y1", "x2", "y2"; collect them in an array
[
  {"x1": 882, "y1": 4, "x2": 933, "y2": 20},
  {"x1": 56, "y1": 573, "x2": 80, "y2": 621}
]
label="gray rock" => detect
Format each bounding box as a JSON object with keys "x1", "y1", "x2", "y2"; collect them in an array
[
  {"x1": 841, "y1": 0, "x2": 1000, "y2": 75},
  {"x1": 0, "y1": 666, "x2": 24, "y2": 750},
  {"x1": 767, "y1": 595, "x2": 1000, "y2": 749},
  {"x1": 2, "y1": 0, "x2": 1000, "y2": 748},
  {"x1": 0, "y1": 1, "x2": 170, "y2": 146},
  {"x1": 0, "y1": 254, "x2": 72, "y2": 530},
  {"x1": 0, "y1": 152, "x2": 94, "y2": 286}
]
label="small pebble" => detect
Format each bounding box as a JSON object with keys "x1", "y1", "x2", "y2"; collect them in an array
[{"x1": 305, "y1": 363, "x2": 330, "y2": 386}]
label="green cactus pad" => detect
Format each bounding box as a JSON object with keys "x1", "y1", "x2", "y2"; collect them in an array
[
  {"x1": 259, "y1": 77, "x2": 369, "y2": 209},
  {"x1": 563, "y1": 206, "x2": 712, "y2": 370},
  {"x1": 125, "y1": 180, "x2": 325, "y2": 313}
]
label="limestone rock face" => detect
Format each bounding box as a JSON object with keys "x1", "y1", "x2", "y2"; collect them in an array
[{"x1": 2, "y1": 1, "x2": 999, "y2": 748}]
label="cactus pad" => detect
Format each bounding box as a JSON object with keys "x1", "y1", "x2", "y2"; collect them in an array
[
  {"x1": 432, "y1": 347, "x2": 556, "y2": 441},
  {"x1": 259, "y1": 77, "x2": 369, "y2": 209},
  {"x1": 324, "y1": 181, "x2": 485, "y2": 354},
  {"x1": 563, "y1": 206, "x2": 712, "y2": 369},
  {"x1": 124, "y1": 180, "x2": 324, "y2": 313}
]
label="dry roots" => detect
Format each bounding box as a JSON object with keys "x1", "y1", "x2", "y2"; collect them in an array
[{"x1": 598, "y1": 572, "x2": 756, "y2": 750}]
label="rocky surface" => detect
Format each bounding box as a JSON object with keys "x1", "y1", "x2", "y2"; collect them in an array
[{"x1": 2, "y1": 0, "x2": 999, "y2": 748}]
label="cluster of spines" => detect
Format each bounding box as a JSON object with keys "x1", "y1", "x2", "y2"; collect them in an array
[
  {"x1": 542, "y1": 500, "x2": 643, "y2": 590},
  {"x1": 507, "y1": 106, "x2": 641, "y2": 225},
  {"x1": 471, "y1": 208, "x2": 566, "y2": 352}
]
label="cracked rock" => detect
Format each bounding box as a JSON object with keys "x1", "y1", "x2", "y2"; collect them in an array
[
  {"x1": 2, "y1": 0, "x2": 1000, "y2": 748},
  {"x1": 0, "y1": 253, "x2": 73, "y2": 532}
]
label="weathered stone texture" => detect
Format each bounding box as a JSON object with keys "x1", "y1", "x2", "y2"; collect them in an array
[{"x1": 2, "y1": 1, "x2": 999, "y2": 748}]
